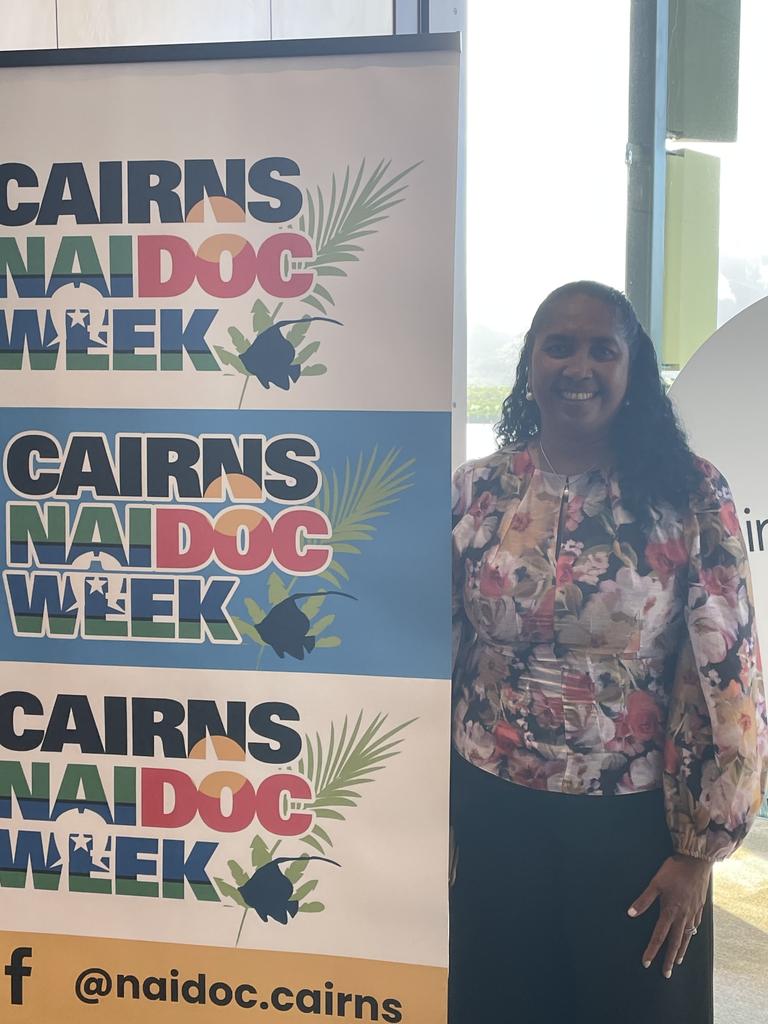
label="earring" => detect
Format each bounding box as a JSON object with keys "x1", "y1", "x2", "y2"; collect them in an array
[{"x1": 525, "y1": 388, "x2": 534, "y2": 401}]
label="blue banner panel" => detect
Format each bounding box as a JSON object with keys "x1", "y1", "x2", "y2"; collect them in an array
[{"x1": 0, "y1": 408, "x2": 451, "y2": 680}]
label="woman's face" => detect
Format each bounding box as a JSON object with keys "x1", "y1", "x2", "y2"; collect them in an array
[{"x1": 529, "y1": 293, "x2": 631, "y2": 440}]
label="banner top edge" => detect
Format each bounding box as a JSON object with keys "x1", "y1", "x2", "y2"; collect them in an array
[{"x1": 0, "y1": 31, "x2": 461, "y2": 70}]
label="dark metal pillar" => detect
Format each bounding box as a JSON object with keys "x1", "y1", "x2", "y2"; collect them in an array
[{"x1": 626, "y1": 0, "x2": 669, "y2": 350}]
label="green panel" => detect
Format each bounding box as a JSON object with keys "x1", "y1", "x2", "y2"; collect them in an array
[
  {"x1": 662, "y1": 148, "x2": 720, "y2": 369},
  {"x1": 668, "y1": 0, "x2": 740, "y2": 142}
]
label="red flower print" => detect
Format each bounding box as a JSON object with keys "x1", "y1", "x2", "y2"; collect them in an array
[
  {"x1": 479, "y1": 558, "x2": 510, "y2": 598},
  {"x1": 508, "y1": 510, "x2": 532, "y2": 532},
  {"x1": 556, "y1": 552, "x2": 576, "y2": 584},
  {"x1": 701, "y1": 565, "x2": 741, "y2": 608},
  {"x1": 562, "y1": 672, "x2": 594, "y2": 702},
  {"x1": 719, "y1": 500, "x2": 741, "y2": 537},
  {"x1": 626, "y1": 689, "x2": 663, "y2": 744},
  {"x1": 645, "y1": 536, "x2": 688, "y2": 586},
  {"x1": 494, "y1": 720, "x2": 524, "y2": 756},
  {"x1": 607, "y1": 712, "x2": 645, "y2": 755}
]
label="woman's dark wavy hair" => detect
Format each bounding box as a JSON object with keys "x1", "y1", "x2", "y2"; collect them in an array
[{"x1": 495, "y1": 280, "x2": 704, "y2": 527}]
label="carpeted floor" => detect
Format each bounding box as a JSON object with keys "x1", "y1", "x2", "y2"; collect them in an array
[{"x1": 714, "y1": 817, "x2": 768, "y2": 1023}]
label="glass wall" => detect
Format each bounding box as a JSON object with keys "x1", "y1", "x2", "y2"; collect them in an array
[
  {"x1": 465, "y1": 0, "x2": 630, "y2": 459},
  {"x1": 665, "y1": 0, "x2": 768, "y2": 360}
]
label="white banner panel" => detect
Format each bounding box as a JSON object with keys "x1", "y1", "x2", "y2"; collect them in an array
[
  {"x1": 671, "y1": 298, "x2": 768, "y2": 628},
  {"x1": 0, "y1": 37, "x2": 459, "y2": 1024}
]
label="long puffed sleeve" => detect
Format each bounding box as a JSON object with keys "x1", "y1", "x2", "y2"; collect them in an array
[
  {"x1": 452, "y1": 462, "x2": 476, "y2": 676},
  {"x1": 664, "y1": 464, "x2": 768, "y2": 861}
]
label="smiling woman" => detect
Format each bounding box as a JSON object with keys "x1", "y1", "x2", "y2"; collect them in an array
[
  {"x1": 496, "y1": 281, "x2": 705, "y2": 526},
  {"x1": 449, "y1": 280, "x2": 768, "y2": 1024},
  {"x1": 528, "y1": 291, "x2": 630, "y2": 456}
]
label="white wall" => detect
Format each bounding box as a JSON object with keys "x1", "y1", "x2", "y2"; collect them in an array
[
  {"x1": 272, "y1": 0, "x2": 392, "y2": 39},
  {"x1": 56, "y1": 0, "x2": 271, "y2": 47},
  {"x1": 0, "y1": 0, "x2": 57, "y2": 49},
  {"x1": 0, "y1": 0, "x2": 393, "y2": 50}
]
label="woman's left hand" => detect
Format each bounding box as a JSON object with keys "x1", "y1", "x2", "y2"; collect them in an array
[{"x1": 627, "y1": 854, "x2": 712, "y2": 977}]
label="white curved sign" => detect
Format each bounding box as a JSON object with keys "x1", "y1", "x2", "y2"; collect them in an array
[{"x1": 671, "y1": 296, "x2": 768, "y2": 630}]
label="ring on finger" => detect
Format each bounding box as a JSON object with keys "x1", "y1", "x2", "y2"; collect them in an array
[{"x1": 684, "y1": 926, "x2": 697, "y2": 935}]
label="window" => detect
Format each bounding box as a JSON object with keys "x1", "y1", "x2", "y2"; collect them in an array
[
  {"x1": 665, "y1": 0, "x2": 768, "y2": 372},
  {"x1": 465, "y1": 1, "x2": 630, "y2": 459}
]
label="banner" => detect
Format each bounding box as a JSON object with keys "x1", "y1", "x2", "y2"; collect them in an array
[
  {"x1": 671, "y1": 298, "x2": 768, "y2": 629},
  {"x1": 0, "y1": 38, "x2": 459, "y2": 1022},
  {"x1": 670, "y1": 297, "x2": 768, "y2": 818}
]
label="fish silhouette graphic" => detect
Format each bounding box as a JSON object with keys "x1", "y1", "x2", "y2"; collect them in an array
[
  {"x1": 255, "y1": 592, "x2": 356, "y2": 660},
  {"x1": 238, "y1": 856, "x2": 340, "y2": 924},
  {"x1": 239, "y1": 317, "x2": 341, "y2": 390}
]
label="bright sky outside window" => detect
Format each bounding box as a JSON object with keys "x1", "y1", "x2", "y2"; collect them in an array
[{"x1": 466, "y1": 1, "x2": 630, "y2": 457}]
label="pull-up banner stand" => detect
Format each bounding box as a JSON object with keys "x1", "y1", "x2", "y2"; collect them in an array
[{"x1": 0, "y1": 35, "x2": 459, "y2": 1023}]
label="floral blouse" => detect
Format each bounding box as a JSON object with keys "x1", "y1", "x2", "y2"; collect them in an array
[{"x1": 452, "y1": 444, "x2": 768, "y2": 861}]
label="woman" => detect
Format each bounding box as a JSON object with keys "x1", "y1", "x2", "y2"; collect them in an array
[{"x1": 449, "y1": 281, "x2": 767, "y2": 1024}]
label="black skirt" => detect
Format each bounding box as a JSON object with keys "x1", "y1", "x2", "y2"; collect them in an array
[{"x1": 449, "y1": 752, "x2": 714, "y2": 1024}]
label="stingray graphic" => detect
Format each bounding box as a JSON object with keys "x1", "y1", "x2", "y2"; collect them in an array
[
  {"x1": 239, "y1": 317, "x2": 341, "y2": 390},
  {"x1": 255, "y1": 592, "x2": 356, "y2": 660},
  {"x1": 238, "y1": 856, "x2": 340, "y2": 924}
]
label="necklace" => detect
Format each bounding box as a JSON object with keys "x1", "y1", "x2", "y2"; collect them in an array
[
  {"x1": 537, "y1": 440, "x2": 561, "y2": 475},
  {"x1": 536, "y1": 439, "x2": 604, "y2": 478}
]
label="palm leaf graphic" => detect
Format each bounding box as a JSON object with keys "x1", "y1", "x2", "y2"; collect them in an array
[
  {"x1": 310, "y1": 446, "x2": 415, "y2": 589},
  {"x1": 297, "y1": 159, "x2": 419, "y2": 314},
  {"x1": 315, "y1": 447, "x2": 415, "y2": 552},
  {"x1": 296, "y1": 712, "x2": 416, "y2": 855}
]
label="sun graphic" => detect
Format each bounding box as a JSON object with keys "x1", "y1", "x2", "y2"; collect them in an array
[
  {"x1": 204, "y1": 473, "x2": 264, "y2": 536},
  {"x1": 188, "y1": 735, "x2": 247, "y2": 763},
  {"x1": 186, "y1": 195, "x2": 246, "y2": 224}
]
